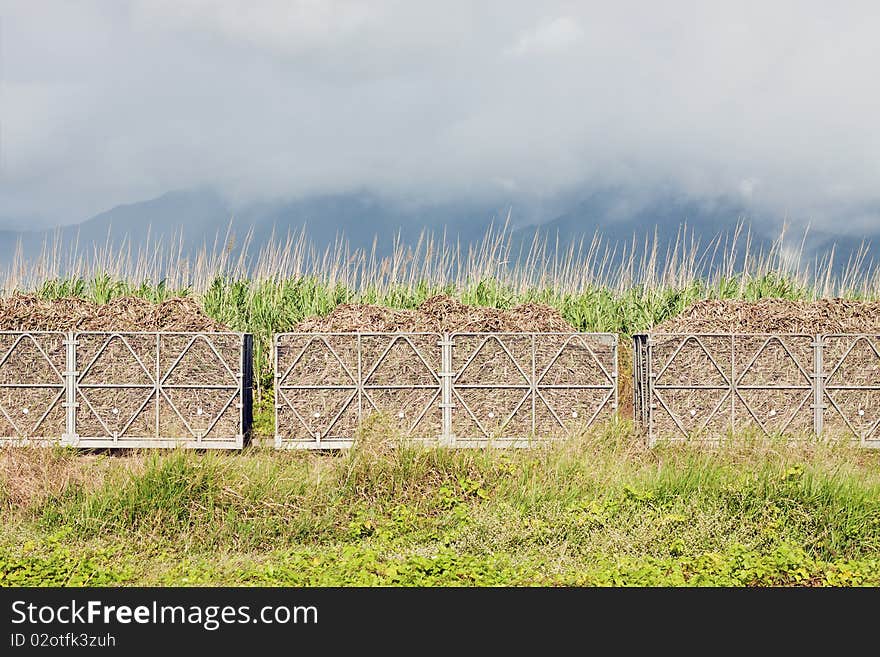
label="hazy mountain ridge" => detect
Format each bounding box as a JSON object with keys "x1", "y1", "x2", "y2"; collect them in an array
[{"x1": 0, "y1": 187, "x2": 876, "y2": 278}]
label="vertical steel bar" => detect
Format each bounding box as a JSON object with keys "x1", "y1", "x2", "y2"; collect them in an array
[
  {"x1": 632, "y1": 336, "x2": 640, "y2": 428},
  {"x1": 531, "y1": 334, "x2": 536, "y2": 437},
  {"x1": 640, "y1": 335, "x2": 647, "y2": 427},
  {"x1": 442, "y1": 333, "x2": 452, "y2": 445},
  {"x1": 63, "y1": 331, "x2": 77, "y2": 446},
  {"x1": 238, "y1": 334, "x2": 243, "y2": 445},
  {"x1": 644, "y1": 336, "x2": 649, "y2": 425},
  {"x1": 196, "y1": 334, "x2": 203, "y2": 445},
  {"x1": 274, "y1": 335, "x2": 281, "y2": 448},
  {"x1": 240, "y1": 333, "x2": 253, "y2": 447},
  {"x1": 642, "y1": 337, "x2": 647, "y2": 426},
  {"x1": 631, "y1": 337, "x2": 637, "y2": 425},
  {"x1": 644, "y1": 337, "x2": 648, "y2": 425},
  {"x1": 357, "y1": 333, "x2": 363, "y2": 440},
  {"x1": 730, "y1": 334, "x2": 736, "y2": 439},
  {"x1": 612, "y1": 334, "x2": 619, "y2": 414},
  {"x1": 647, "y1": 335, "x2": 654, "y2": 447},
  {"x1": 814, "y1": 334, "x2": 824, "y2": 437},
  {"x1": 155, "y1": 333, "x2": 161, "y2": 440}
]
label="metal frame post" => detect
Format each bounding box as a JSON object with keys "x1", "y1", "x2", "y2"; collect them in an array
[
  {"x1": 612, "y1": 334, "x2": 619, "y2": 413},
  {"x1": 730, "y1": 334, "x2": 735, "y2": 438},
  {"x1": 633, "y1": 334, "x2": 651, "y2": 431},
  {"x1": 61, "y1": 331, "x2": 78, "y2": 446},
  {"x1": 531, "y1": 334, "x2": 536, "y2": 437},
  {"x1": 357, "y1": 333, "x2": 363, "y2": 436},
  {"x1": 438, "y1": 333, "x2": 455, "y2": 446},
  {"x1": 274, "y1": 334, "x2": 282, "y2": 449},
  {"x1": 813, "y1": 334, "x2": 825, "y2": 437},
  {"x1": 647, "y1": 336, "x2": 652, "y2": 437},
  {"x1": 240, "y1": 333, "x2": 253, "y2": 446},
  {"x1": 632, "y1": 335, "x2": 640, "y2": 427},
  {"x1": 155, "y1": 333, "x2": 161, "y2": 441}
]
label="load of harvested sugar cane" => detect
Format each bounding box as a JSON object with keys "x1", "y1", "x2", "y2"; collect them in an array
[{"x1": 651, "y1": 298, "x2": 880, "y2": 334}]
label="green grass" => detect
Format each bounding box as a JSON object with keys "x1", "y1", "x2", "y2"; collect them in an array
[{"x1": 2, "y1": 428, "x2": 879, "y2": 586}]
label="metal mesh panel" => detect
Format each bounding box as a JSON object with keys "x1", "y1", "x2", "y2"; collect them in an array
[
  {"x1": 733, "y1": 335, "x2": 814, "y2": 439},
  {"x1": 649, "y1": 334, "x2": 733, "y2": 441},
  {"x1": 275, "y1": 334, "x2": 359, "y2": 444},
  {"x1": 0, "y1": 331, "x2": 249, "y2": 448},
  {"x1": 453, "y1": 333, "x2": 617, "y2": 442},
  {"x1": 0, "y1": 332, "x2": 67, "y2": 444},
  {"x1": 823, "y1": 335, "x2": 880, "y2": 444},
  {"x1": 72, "y1": 332, "x2": 246, "y2": 448},
  {"x1": 452, "y1": 334, "x2": 533, "y2": 440},
  {"x1": 275, "y1": 333, "x2": 442, "y2": 447},
  {"x1": 361, "y1": 334, "x2": 443, "y2": 439}
]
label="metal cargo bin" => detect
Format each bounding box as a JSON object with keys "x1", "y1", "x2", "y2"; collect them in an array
[
  {"x1": 274, "y1": 332, "x2": 618, "y2": 448},
  {"x1": 67, "y1": 332, "x2": 253, "y2": 449},
  {"x1": 635, "y1": 333, "x2": 880, "y2": 446}
]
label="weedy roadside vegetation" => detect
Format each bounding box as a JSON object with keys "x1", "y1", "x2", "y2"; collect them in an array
[{"x1": 1, "y1": 426, "x2": 878, "y2": 586}]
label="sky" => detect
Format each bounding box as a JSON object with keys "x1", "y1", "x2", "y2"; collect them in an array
[{"x1": 1, "y1": 1, "x2": 879, "y2": 229}]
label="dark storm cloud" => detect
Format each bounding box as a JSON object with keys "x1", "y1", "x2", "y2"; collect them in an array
[{"x1": 1, "y1": 1, "x2": 879, "y2": 227}]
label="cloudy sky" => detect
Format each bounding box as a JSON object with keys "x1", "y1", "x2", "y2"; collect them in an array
[{"x1": 1, "y1": 1, "x2": 879, "y2": 228}]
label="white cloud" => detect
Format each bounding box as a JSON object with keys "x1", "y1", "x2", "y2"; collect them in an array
[
  {"x1": 1, "y1": 1, "x2": 879, "y2": 228},
  {"x1": 738, "y1": 179, "x2": 759, "y2": 200},
  {"x1": 494, "y1": 177, "x2": 518, "y2": 192},
  {"x1": 131, "y1": 0, "x2": 376, "y2": 55},
  {"x1": 507, "y1": 17, "x2": 584, "y2": 56}
]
